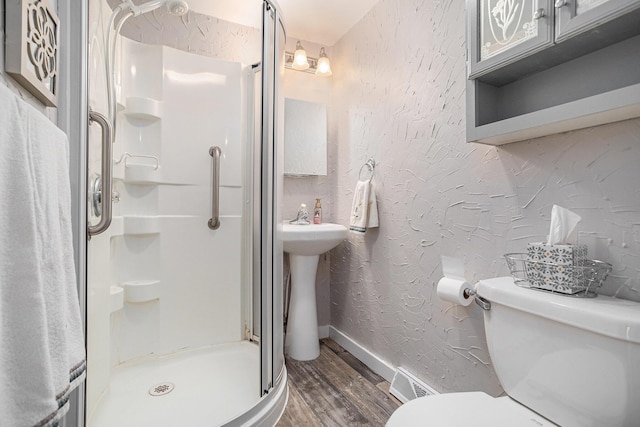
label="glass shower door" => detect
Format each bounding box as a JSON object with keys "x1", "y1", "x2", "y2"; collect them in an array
[{"x1": 85, "y1": 0, "x2": 284, "y2": 424}]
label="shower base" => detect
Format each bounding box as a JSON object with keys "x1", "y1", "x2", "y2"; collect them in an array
[{"x1": 89, "y1": 341, "x2": 285, "y2": 427}]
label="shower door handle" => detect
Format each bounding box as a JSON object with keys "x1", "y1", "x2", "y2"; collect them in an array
[
  {"x1": 88, "y1": 110, "x2": 114, "y2": 237},
  {"x1": 208, "y1": 146, "x2": 222, "y2": 230}
]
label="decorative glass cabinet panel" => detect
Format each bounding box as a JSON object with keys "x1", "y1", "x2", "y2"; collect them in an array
[
  {"x1": 555, "y1": 0, "x2": 640, "y2": 41},
  {"x1": 576, "y1": 0, "x2": 610, "y2": 14},
  {"x1": 468, "y1": 0, "x2": 554, "y2": 79},
  {"x1": 480, "y1": 0, "x2": 539, "y2": 60}
]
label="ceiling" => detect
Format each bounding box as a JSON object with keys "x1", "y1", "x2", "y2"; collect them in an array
[{"x1": 186, "y1": 0, "x2": 380, "y2": 46}]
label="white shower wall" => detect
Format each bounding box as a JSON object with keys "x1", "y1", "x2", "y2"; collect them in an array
[
  {"x1": 86, "y1": 5, "x2": 251, "y2": 414},
  {"x1": 110, "y1": 38, "x2": 245, "y2": 361}
]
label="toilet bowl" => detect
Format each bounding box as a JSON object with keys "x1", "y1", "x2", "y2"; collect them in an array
[{"x1": 387, "y1": 276, "x2": 640, "y2": 427}]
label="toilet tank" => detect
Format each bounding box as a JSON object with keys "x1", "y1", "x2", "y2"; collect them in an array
[{"x1": 477, "y1": 277, "x2": 640, "y2": 427}]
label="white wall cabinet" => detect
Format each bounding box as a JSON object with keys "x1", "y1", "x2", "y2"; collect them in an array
[{"x1": 466, "y1": 0, "x2": 640, "y2": 145}]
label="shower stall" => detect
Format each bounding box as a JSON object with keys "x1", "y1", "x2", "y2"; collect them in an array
[{"x1": 81, "y1": 0, "x2": 286, "y2": 425}]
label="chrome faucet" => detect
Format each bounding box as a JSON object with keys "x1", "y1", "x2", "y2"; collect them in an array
[{"x1": 289, "y1": 203, "x2": 310, "y2": 225}]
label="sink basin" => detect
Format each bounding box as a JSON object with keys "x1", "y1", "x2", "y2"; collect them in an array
[
  {"x1": 281, "y1": 222, "x2": 347, "y2": 361},
  {"x1": 282, "y1": 223, "x2": 348, "y2": 256}
]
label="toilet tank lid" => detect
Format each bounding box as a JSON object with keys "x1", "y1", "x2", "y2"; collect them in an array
[{"x1": 477, "y1": 277, "x2": 640, "y2": 344}]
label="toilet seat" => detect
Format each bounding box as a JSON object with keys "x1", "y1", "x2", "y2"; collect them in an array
[{"x1": 386, "y1": 392, "x2": 557, "y2": 426}]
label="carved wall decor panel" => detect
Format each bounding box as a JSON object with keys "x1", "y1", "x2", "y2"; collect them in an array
[{"x1": 5, "y1": 0, "x2": 59, "y2": 107}]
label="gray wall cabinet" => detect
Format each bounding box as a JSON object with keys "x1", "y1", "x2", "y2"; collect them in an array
[{"x1": 466, "y1": 0, "x2": 640, "y2": 145}]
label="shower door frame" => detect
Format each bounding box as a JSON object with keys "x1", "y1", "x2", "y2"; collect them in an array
[
  {"x1": 57, "y1": 0, "x2": 89, "y2": 425},
  {"x1": 260, "y1": 0, "x2": 286, "y2": 396},
  {"x1": 260, "y1": 0, "x2": 276, "y2": 396}
]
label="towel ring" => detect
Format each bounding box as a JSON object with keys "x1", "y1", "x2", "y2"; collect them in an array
[{"x1": 358, "y1": 158, "x2": 376, "y2": 181}]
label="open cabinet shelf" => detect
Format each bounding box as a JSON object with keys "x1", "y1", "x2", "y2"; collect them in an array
[{"x1": 468, "y1": 81, "x2": 640, "y2": 145}]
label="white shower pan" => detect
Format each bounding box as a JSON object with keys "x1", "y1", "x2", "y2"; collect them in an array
[{"x1": 89, "y1": 341, "x2": 284, "y2": 427}]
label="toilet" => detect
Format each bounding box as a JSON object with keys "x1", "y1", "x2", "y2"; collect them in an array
[{"x1": 387, "y1": 276, "x2": 640, "y2": 427}]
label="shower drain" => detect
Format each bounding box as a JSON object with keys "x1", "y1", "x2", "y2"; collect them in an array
[{"x1": 148, "y1": 382, "x2": 175, "y2": 396}]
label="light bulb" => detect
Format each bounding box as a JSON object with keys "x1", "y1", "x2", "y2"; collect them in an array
[
  {"x1": 292, "y1": 41, "x2": 309, "y2": 71},
  {"x1": 315, "y1": 47, "x2": 332, "y2": 77}
]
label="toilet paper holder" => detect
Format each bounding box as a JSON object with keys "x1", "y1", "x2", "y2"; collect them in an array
[{"x1": 463, "y1": 287, "x2": 491, "y2": 311}]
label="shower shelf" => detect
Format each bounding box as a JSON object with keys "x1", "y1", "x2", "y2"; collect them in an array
[
  {"x1": 110, "y1": 286, "x2": 124, "y2": 313},
  {"x1": 122, "y1": 280, "x2": 161, "y2": 303},
  {"x1": 123, "y1": 216, "x2": 161, "y2": 235},
  {"x1": 113, "y1": 163, "x2": 161, "y2": 184},
  {"x1": 124, "y1": 97, "x2": 162, "y2": 121},
  {"x1": 125, "y1": 163, "x2": 160, "y2": 184}
]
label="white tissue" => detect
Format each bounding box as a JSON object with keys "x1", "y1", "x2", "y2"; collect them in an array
[
  {"x1": 437, "y1": 277, "x2": 474, "y2": 306},
  {"x1": 437, "y1": 256, "x2": 474, "y2": 306},
  {"x1": 547, "y1": 205, "x2": 581, "y2": 245}
]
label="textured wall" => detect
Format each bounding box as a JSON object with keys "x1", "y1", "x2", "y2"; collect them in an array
[{"x1": 328, "y1": 0, "x2": 640, "y2": 396}]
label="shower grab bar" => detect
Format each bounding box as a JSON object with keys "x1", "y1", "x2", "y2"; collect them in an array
[
  {"x1": 88, "y1": 110, "x2": 114, "y2": 237},
  {"x1": 208, "y1": 146, "x2": 222, "y2": 230}
]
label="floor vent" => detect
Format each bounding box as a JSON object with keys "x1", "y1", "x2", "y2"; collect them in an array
[
  {"x1": 389, "y1": 368, "x2": 438, "y2": 403},
  {"x1": 148, "y1": 382, "x2": 175, "y2": 396}
]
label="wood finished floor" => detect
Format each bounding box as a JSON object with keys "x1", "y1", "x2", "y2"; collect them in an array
[{"x1": 278, "y1": 339, "x2": 401, "y2": 427}]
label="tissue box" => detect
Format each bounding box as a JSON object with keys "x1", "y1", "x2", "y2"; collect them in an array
[{"x1": 525, "y1": 243, "x2": 588, "y2": 294}]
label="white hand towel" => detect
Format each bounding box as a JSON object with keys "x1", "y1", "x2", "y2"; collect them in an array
[
  {"x1": 0, "y1": 84, "x2": 86, "y2": 427},
  {"x1": 349, "y1": 179, "x2": 379, "y2": 234}
]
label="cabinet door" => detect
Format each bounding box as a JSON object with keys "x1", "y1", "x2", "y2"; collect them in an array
[
  {"x1": 468, "y1": 0, "x2": 554, "y2": 79},
  {"x1": 555, "y1": 0, "x2": 640, "y2": 42}
]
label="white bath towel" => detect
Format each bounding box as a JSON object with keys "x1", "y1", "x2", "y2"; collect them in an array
[
  {"x1": 0, "y1": 84, "x2": 86, "y2": 427},
  {"x1": 349, "y1": 179, "x2": 379, "y2": 234}
]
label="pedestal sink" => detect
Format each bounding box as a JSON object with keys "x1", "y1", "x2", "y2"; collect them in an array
[{"x1": 283, "y1": 222, "x2": 347, "y2": 360}]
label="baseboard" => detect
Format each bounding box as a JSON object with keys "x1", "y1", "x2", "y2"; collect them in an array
[
  {"x1": 318, "y1": 325, "x2": 330, "y2": 339},
  {"x1": 328, "y1": 326, "x2": 395, "y2": 383}
]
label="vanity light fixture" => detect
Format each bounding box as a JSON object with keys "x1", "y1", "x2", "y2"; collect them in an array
[
  {"x1": 284, "y1": 44, "x2": 333, "y2": 77},
  {"x1": 292, "y1": 41, "x2": 310, "y2": 70}
]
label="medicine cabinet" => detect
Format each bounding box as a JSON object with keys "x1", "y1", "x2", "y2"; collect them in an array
[
  {"x1": 284, "y1": 98, "x2": 327, "y2": 176},
  {"x1": 466, "y1": 0, "x2": 640, "y2": 145}
]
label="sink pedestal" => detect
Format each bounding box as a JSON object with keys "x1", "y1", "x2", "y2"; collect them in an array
[
  {"x1": 286, "y1": 254, "x2": 321, "y2": 361},
  {"x1": 282, "y1": 222, "x2": 347, "y2": 361}
]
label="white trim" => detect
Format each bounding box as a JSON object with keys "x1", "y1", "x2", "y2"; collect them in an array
[
  {"x1": 318, "y1": 325, "x2": 330, "y2": 339},
  {"x1": 328, "y1": 326, "x2": 395, "y2": 383}
]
